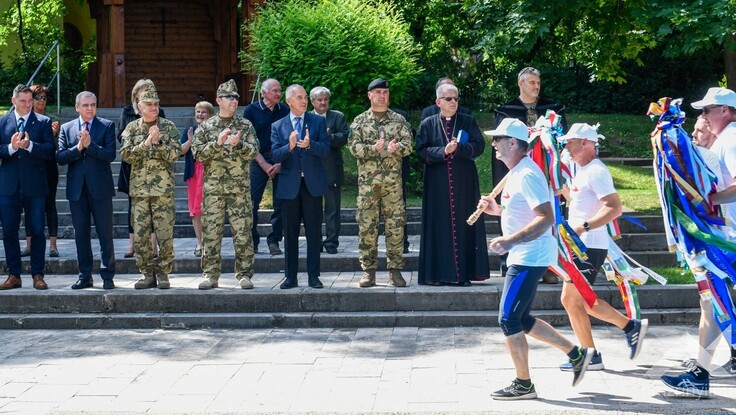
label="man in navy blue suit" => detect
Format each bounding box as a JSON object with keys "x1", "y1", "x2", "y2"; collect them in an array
[
  {"x1": 57, "y1": 91, "x2": 117, "y2": 290},
  {"x1": 0, "y1": 84, "x2": 55, "y2": 290},
  {"x1": 271, "y1": 84, "x2": 330, "y2": 289}
]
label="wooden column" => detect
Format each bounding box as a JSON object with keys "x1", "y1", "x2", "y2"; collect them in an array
[{"x1": 89, "y1": 0, "x2": 126, "y2": 107}]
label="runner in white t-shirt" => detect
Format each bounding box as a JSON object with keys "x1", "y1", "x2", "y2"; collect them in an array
[
  {"x1": 662, "y1": 92, "x2": 736, "y2": 398},
  {"x1": 480, "y1": 118, "x2": 593, "y2": 401},
  {"x1": 557, "y1": 123, "x2": 648, "y2": 374}
]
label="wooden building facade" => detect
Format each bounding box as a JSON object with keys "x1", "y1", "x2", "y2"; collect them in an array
[{"x1": 87, "y1": 0, "x2": 264, "y2": 107}]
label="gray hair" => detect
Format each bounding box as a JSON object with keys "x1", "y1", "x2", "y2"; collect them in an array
[
  {"x1": 310, "y1": 86, "x2": 331, "y2": 100},
  {"x1": 518, "y1": 67, "x2": 541, "y2": 81},
  {"x1": 75, "y1": 91, "x2": 97, "y2": 106},
  {"x1": 13, "y1": 84, "x2": 31, "y2": 98},
  {"x1": 260, "y1": 78, "x2": 279, "y2": 95},
  {"x1": 434, "y1": 77, "x2": 454, "y2": 90},
  {"x1": 436, "y1": 84, "x2": 458, "y2": 99},
  {"x1": 131, "y1": 78, "x2": 156, "y2": 115},
  {"x1": 285, "y1": 84, "x2": 305, "y2": 100}
]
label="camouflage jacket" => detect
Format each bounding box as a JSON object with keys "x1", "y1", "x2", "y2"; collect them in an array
[
  {"x1": 349, "y1": 109, "x2": 412, "y2": 185},
  {"x1": 120, "y1": 117, "x2": 181, "y2": 198},
  {"x1": 192, "y1": 115, "x2": 259, "y2": 195}
]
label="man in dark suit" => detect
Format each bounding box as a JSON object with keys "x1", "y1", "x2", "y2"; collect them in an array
[
  {"x1": 309, "y1": 86, "x2": 350, "y2": 255},
  {"x1": 0, "y1": 84, "x2": 55, "y2": 290},
  {"x1": 421, "y1": 77, "x2": 472, "y2": 120},
  {"x1": 271, "y1": 84, "x2": 330, "y2": 289},
  {"x1": 57, "y1": 91, "x2": 117, "y2": 290}
]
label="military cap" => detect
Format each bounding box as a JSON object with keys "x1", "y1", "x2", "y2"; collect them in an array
[
  {"x1": 367, "y1": 78, "x2": 389, "y2": 91},
  {"x1": 217, "y1": 79, "x2": 240, "y2": 98},
  {"x1": 138, "y1": 87, "x2": 160, "y2": 103}
]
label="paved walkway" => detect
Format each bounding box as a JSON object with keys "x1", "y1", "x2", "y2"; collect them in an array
[{"x1": 0, "y1": 326, "x2": 734, "y2": 414}]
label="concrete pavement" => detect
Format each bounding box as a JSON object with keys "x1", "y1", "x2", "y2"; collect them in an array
[{"x1": 0, "y1": 326, "x2": 734, "y2": 414}]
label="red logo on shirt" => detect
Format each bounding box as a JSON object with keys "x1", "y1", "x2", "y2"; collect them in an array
[{"x1": 502, "y1": 192, "x2": 510, "y2": 199}]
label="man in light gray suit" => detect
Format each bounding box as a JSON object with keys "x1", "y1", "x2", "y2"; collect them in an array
[{"x1": 310, "y1": 86, "x2": 350, "y2": 254}]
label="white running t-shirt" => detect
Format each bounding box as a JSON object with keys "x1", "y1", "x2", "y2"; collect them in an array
[{"x1": 567, "y1": 159, "x2": 617, "y2": 249}]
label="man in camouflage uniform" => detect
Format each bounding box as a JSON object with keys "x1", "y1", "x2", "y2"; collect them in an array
[
  {"x1": 193, "y1": 80, "x2": 260, "y2": 290},
  {"x1": 120, "y1": 86, "x2": 181, "y2": 289},
  {"x1": 349, "y1": 78, "x2": 413, "y2": 287}
]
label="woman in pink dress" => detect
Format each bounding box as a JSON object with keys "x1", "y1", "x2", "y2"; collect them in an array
[{"x1": 180, "y1": 101, "x2": 214, "y2": 256}]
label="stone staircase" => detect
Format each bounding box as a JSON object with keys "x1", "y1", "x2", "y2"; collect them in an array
[{"x1": 0, "y1": 107, "x2": 685, "y2": 329}]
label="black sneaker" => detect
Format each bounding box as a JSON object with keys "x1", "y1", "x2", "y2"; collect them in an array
[
  {"x1": 625, "y1": 319, "x2": 648, "y2": 359},
  {"x1": 571, "y1": 347, "x2": 594, "y2": 387},
  {"x1": 491, "y1": 380, "x2": 537, "y2": 401}
]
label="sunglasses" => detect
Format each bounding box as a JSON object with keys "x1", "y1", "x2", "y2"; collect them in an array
[
  {"x1": 702, "y1": 105, "x2": 721, "y2": 115},
  {"x1": 34, "y1": 96, "x2": 47, "y2": 101},
  {"x1": 219, "y1": 95, "x2": 238, "y2": 101},
  {"x1": 439, "y1": 96, "x2": 459, "y2": 102}
]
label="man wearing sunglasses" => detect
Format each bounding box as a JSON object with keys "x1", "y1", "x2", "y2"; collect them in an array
[
  {"x1": 660, "y1": 87, "x2": 736, "y2": 396},
  {"x1": 494, "y1": 67, "x2": 567, "y2": 282},
  {"x1": 193, "y1": 80, "x2": 260, "y2": 290},
  {"x1": 421, "y1": 77, "x2": 472, "y2": 120}
]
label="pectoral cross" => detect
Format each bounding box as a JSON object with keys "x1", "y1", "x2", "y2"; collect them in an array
[{"x1": 151, "y1": 9, "x2": 177, "y2": 46}]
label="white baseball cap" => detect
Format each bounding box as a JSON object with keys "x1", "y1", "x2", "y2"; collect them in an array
[
  {"x1": 484, "y1": 118, "x2": 530, "y2": 142},
  {"x1": 691, "y1": 87, "x2": 736, "y2": 109},
  {"x1": 558, "y1": 123, "x2": 605, "y2": 143}
]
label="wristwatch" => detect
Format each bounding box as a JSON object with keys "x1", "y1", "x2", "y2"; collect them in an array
[{"x1": 583, "y1": 221, "x2": 591, "y2": 231}]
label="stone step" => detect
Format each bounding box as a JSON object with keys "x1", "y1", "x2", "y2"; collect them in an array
[
  {"x1": 0, "y1": 272, "x2": 700, "y2": 328},
  {"x1": 0, "y1": 308, "x2": 700, "y2": 330},
  {"x1": 0, "y1": 236, "x2": 679, "y2": 276}
]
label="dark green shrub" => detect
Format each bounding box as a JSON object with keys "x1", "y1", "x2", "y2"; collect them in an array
[{"x1": 241, "y1": 0, "x2": 421, "y2": 120}]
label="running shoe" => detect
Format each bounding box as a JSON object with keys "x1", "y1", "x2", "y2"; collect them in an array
[
  {"x1": 626, "y1": 318, "x2": 648, "y2": 359},
  {"x1": 491, "y1": 379, "x2": 537, "y2": 400},
  {"x1": 560, "y1": 350, "x2": 604, "y2": 371},
  {"x1": 661, "y1": 366, "x2": 710, "y2": 398},
  {"x1": 571, "y1": 347, "x2": 594, "y2": 387},
  {"x1": 711, "y1": 358, "x2": 736, "y2": 379}
]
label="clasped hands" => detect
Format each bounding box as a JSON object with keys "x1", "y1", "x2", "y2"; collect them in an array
[
  {"x1": 10, "y1": 131, "x2": 31, "y2": 151},
  {"x1": 374, "y1": 137, "x2": 400, "y2": 153},
  {"x1": 444, "y1": 138, "x2": 458, "y2": 155},
  {"x1": 288, "y1": 129, "x2": 310, "y2": 151},
  {"x1": 217, "y1": 128, "x2": 241, "y2": 147},
  {"x1": 76, "y1": 129, "x2": 92, "y2": 151}
]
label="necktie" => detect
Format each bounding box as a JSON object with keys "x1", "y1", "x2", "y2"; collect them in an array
[
  {"x1": 17, "y1": 118, "x2": 25, "y2": 134},
  {"x1": 294, "y1": 117, "x2": 302, "y2": 140},
  {"x1": 84, "y1": 121, "x2": 89, "y2": 132}
]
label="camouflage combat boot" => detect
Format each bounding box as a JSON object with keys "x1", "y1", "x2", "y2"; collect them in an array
[
  {"x1": 198, "y1": 276, "x2": 219, "y2": 290},
  {"x1": 157, "y1": 273, "x2": 170, "y2": 289},
  {"x1": 238, "y1": 276, "x2": 254, "y2": 289},
  {"x1": 388, "y1": 270, "x2": 407, "y2": 287},
  {"x1": 134, "y1": 274, "x2": 156, "y2": 289},
  {"x1": 359, "y1": 270, "x2": 376, "y2": 288}
]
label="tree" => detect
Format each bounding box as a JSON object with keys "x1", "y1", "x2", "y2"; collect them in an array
[
  {"x1": 242, "y1": 0, "x2": 421, "y2": 119},
  {"x1": 0, "y1": 0, "x2": 65, "y2": 68}
]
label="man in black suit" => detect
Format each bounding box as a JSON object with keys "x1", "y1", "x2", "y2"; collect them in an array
[
  {"x1": 271, "y1": 84, "x2": 330, "y2": 289},
  {"x1": 309, "y1": 86, "x2": 350, "y2": 255},
  {"x1": 421, "y1": 77, "x2": 472, "y2": 120},
  {"x1": 57, "y1": 91, "x2": 117, "y2": 290},
  {"x1": 0, "y1": 84, "x2": 55, "y2": 290}
]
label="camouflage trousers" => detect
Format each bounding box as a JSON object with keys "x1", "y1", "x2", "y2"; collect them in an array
[
  {"x1": 131, "y1": 194, "x2": 175, "y2": 277},
  {"x1": 356, "y1": 181, "x2": 406, "y2": 271},
  {"x1": 201, "y1": 193, "x2": 254, "y2": 281}
]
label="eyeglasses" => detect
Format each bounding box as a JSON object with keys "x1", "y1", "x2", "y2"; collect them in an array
[
  {"x1": 219, "y1": 95, "x2": 238, "y2": 101},
  {"x1": 702, "y1": 105, "x2": 721, "y2": 115},
  {"x1": 439, "y1": 96, "x2": 459, "y2": 102},
  {"x1": 492, "y1": 136, "x2": 511, "y2": 142},
  {"x1": 34, "y1": 96, "x2": 47, "y2": 101}
]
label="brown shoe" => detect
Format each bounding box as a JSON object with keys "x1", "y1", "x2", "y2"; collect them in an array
[
  {"x1": 0, "y1": 275, "x2": 22, "y2": 290},
  {"x1": 268, "y1": 243, "x2": 282, "y2": 255},
  {"x1": 388, "y1": 270, "x2": 407, "y2": 287},
  {"x1": 32, "y1": 275, "x2": 48, "y2": 290},
  {"x1": 359, "y1": 271, "x2": 376, "y2": 288}
]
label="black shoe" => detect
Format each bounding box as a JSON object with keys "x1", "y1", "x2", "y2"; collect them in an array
[
  {"x1": 103, "y1": 280, "x2": 115, "y2": 290},
  {"x1": 403, "y1": 245, "x2": 409, "y2": 254},
  {"x1": 491, "y1": 380, "x2": 537, "y2": 400},
  {"x1": 269, "y1": 243, "x2": 282, "y2": 255},
  {"x1": 308, "y1": 277, "x2": 324, "y2": 288},
  {"x1": 71, "y1": 278, "x2": 94, "y2": 290},
  {"x1": 325, "y1": 246, "x2": 338, "y2": 255},
  {"x1": 280, "y1": 279, "x2": 298, "y2": 289},
  {"x1": 571, "y1": 347, "x2": 594, "y2": 387}
]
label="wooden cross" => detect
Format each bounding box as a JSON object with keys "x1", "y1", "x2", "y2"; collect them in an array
[{"x1": 150, "y1": 8, "x2": 177, "y2": 46}]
